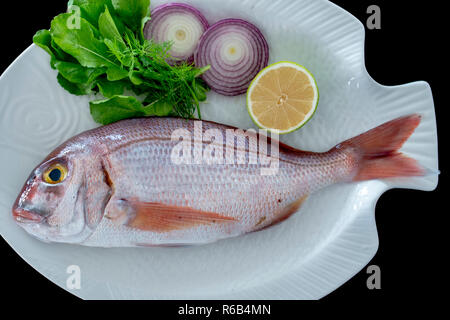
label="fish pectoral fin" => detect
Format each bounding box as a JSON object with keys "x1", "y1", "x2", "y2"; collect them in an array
[
  {"x1": 125, "y1": 201, "x2": 237, "y2": 232},
  {"x1": 260, "y1": 194, "x2": 309, "y2": 230}
]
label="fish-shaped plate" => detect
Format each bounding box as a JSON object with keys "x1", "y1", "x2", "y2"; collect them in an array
[{"x1": 0, "y1": 0, "x2": 438, "y2": 299}]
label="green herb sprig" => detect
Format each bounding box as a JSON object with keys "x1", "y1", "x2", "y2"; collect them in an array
[{"x1": 33, "y1": 0, "x2": 210, "y2": 125}]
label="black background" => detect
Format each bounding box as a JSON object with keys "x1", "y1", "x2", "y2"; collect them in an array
[{"x1": 0, "y1": 0, "x2": 446, "y2": 312}]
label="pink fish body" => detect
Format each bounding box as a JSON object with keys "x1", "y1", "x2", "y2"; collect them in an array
[{"x1": 13, "y1": 115, "x2": 423, "y2": 247}]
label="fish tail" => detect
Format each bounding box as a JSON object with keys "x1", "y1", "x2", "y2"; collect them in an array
[{"x1": 344, "y1": 114, "x2": 425, "y2": 181}]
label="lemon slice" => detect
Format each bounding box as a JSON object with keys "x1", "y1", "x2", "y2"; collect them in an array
[{"x1": 247, "y1": 61, "x2": 319, "y2": 134}]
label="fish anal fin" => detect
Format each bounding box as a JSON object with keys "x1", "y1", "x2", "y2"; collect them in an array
[
  {"x1": 127, "y1": 201, "x2": 237, "y2": 232},
  {"x1": 260, "y1": 195, "x2": 308, "y2": 230}
]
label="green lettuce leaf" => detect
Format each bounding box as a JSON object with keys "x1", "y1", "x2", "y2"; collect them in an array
[
  {"x1": 33, "y1": 30, "x2": 60, "y2": 69},
  {"x1": 90, "y1": 95, "x2": 151, "y2": 124},
  {"x1": 98, "y1": 6, "x2": 123, "y2": 42},
  {"x1": 51, "y1": 38, "x2": 76, "y2": 62},
  {"x1": 147, "y1": 100, "x2": 174, "y2": 117},
  {"x1": 57, "y1": 73, "x2": 97, "y2": 96},
  {"x1": 104, "y1": 38, "x2": 133, "y2": 67},
  {"x1": 54, "y1": 61, "x2": 105, "y2": 84},
  {"x1": 106, "y1": 66, "x2": 129, "y2": 80},
  {"x1": 33, "y1": 30, "x2": 54, "y2": 57},
  {"x1": 51, "y1": 13, "x2": 120, "y2": 68},
  {"x1": 67, "y1": 0, "x2": 114, "y2": 28},
  {"x1": 96, "y1": 78, "x2": 127, "y2": 98},
  {"x1": 192, "y1": 78, "x2": 209, "y2": 102},
  {"x1": 33, "y1": 29, "x2": 76, "y2": 68},
  {"x1": 111, "y1": 0, "x2": 150, "y2": 33}
]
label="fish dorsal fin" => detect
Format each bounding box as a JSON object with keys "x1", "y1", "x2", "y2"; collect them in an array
[
  {"x1": 126, "y1": 201, "x2": 237, "y2": 232},
  {"x1": 259, "y1": 195, "x2": 309, "y2": 230}
]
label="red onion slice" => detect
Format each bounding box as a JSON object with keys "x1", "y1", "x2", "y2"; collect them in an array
[
  {"x1": 144, "y1": 3, "x2": 209, "y2": 62},
  {"x1": 194, "y1": 18, "x2": 269, "y2": 96}
]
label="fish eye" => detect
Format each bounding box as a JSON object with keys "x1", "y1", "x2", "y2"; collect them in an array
[{"x1": 43, "y1": 164, "x2": 67, "y2": 184}]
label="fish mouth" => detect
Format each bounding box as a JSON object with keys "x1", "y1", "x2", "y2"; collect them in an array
[{"x1": 12, "y1": 206, "x2": 44, "y2": 223}]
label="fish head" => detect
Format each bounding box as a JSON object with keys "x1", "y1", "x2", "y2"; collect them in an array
[{"x1": 12, "y1": 141, "x2": 110, "y2": 244}]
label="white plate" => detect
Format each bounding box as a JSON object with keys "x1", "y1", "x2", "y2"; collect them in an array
[{"x1": 0, "y1": 0, "x2": 438, "y2": 299}]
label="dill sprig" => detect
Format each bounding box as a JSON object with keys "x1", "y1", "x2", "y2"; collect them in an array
[{"x1": 109, "y1": 31, "x2": 210, "y2": 120}]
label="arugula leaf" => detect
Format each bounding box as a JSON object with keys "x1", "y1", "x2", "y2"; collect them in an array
[
  {"x1": 111, "y1": 0, "x2": 150, "y2": 33},
  {"x1": 90, "y1": 95, "x2": 149, "y2": 124},
  {"x1": 106, "y1": 66, "x2": 129, "y2": 80},
  {"x1": 99, "y1": 7, "x2": 135, "y2": 69},
  {"x1": 104, "y1": 38, "x2": 133, "y2": 67},
  {"x1": 33, "y1": 30, "x2": 61, "y2": 69},
  {"x1": 51, "y1": 38, "x2": 76, "y2": 62},
  {"x1": 54, "y1": 61, "x2": 105, "y2": 84},
  {"x1": 57, "y1": 73, "x2": 96, "y2": 96},
  {"x1": 147, "y1": 100, "x2": 174, "y2": 117},
  {"x1": 33, "y1": 30, "x2": 54, "y2": 57},
  {"x1": 129, "y1": 71, "x2": 145, "y2": 85},
  {"x1": 33, "y1": 29, "x2": 74, "y2": 68},
  {"x1": 192, "y1": 78, "x2": 209, "y2": 102},
  {"x1": 51, "y1": 13, "x2": 120, "y2": 68},
  {"x1": 96, "y1": 78, "x2": 127, "y2": 98},
  {"x1": 98, "y1": 6, "x2": 123, "y2": 42},
  {"x1": 68, "y1": 0, "x2": 113, "y2": 28}
]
